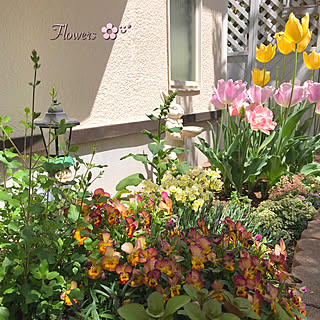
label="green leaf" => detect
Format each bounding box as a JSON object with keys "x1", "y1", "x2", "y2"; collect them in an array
[
  {"x1": 179, "y1": 303, "x2": 205, "y2": 320},
  {"x1": 0, "y1": 154, "x2": 22, "y2": 169},
  {"x1": 39, "y1": 259, "x2": 49, "y2": 276},
  {"x1": 3, "y1": 125, "x2": 13, "y2": 134},
  {"x1": 30, "y1": 202, "x2": 45, "y2": 215},
  {"x1": 164, "y1": 295, "x2": 191, "y2": 317},
  {"x1": 26, "y1": 290, "x2": 41, "y2": 304},
  {"x1": 2, "y1": 116, "x2": 11, "y2": 123},
  {"x1": 246, "y1": 310, "x2": 261, "y2": 319},
  {"x1": 118, "y1": 303, "x2": 149, "y2": 320},
  {"x1": 170, "y1": 147, "x2": 185, "y2": 155},
  {"x1": 0, "y1": 191, "x2": 12, "y2": 201},
  {"x1": 142, "y1": 129, "x2": 154, "y2": 140},
  {"x1": 116, "y1": 173, "x2": 145, "y2": 191},
  {"x1": 0, "y1": 307, "x2": 9, "y2": 320},
  {"x1": 281, "y1": 107, "x2": 310, "y2": 138},
  {"x1": 21, "y1": 226, "x2": 34, "y2": 243},
  {"x1": 3, "y1": 288, "x2": 14, "y2": 295},
  {"x1": 146, "y1": 292, "x2": 164, "y2": 316},
  {"x1": 68, "y1": 204, "x2": 79, "y2": 223},
  {"x1": 13, "y1": 265, "x2": 24, "y2": 277},
  {"x1": 8, "y1": 222, "x2": 19, "y2": 232},
  {"x1": 167, "y1": 126, "x2": 182, "y2": 133},
  {"x1": 68, "y1": 146, "x2": 79, "y2": 153},
  {"x1": 301, "y1": 162, "x2": 320, "y2": 176},
  {"x1": 46, "y1": 271, "x2": 59, "y2": 280},
  {"x1": 257, "y1": 131, "x2": 275, "y2": 154},
  {"x1": 148, "y1": 143, "x2": 164, "y2": 155},
  {"x1": 146, "y1": 114, "x2": 159, "y2": 121},
  {"x1": 176, "y1": 162, "x2": 191, "y2": 174},
  {"x1": 274, "y1": 301, "x2": 293, "y2": 320},
  {"x1": 297, "y1": 117, "x2": 313, "y2": 136},
  {"x1": 202, "y1": 299, "x2": 221, "y2": 319},
  {"x1": 120, "y1": 153, "x2": 149, "y2": 164},
  {"x1": 183, "y1": 285, "x2": 199, "y2": 301}
]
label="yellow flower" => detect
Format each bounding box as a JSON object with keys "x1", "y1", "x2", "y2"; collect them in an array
[
  {"x1": 251, "y1": 68, "x2": 270, "y2": 86},
  {"x1": 274, "y1": 32, "x2": 293, "y2": 55},
  {"x1": 297, "y1": 31, "x2": 312, "y2": 53},
  {"x1": 284, "y1": 12, "x2": 309, "y2": 44},
  {"x1": 303, "y1": 49, "x2": 320, "y2": 70},
  {"x1": 256, "y1": 43, "x2": 276, "y2": 63}
]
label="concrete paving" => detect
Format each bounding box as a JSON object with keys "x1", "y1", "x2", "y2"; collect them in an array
[{"x1": 292, "y1": 211, "x2": 320, "y2": 320}]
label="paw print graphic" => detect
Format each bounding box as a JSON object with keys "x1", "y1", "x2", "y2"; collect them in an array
[{"x1": 101, "y1": 23, "x2": 118, "y2": 40}]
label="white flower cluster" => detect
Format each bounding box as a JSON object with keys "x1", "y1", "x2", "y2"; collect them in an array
[{"x1": 142, "y1": 167, "x2": 223, "y2": 212}]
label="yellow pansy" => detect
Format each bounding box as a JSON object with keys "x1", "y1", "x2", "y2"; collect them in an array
[
  {"x1": 284, "y1": 12, "x2": 309, "y2": 44},
  {"x1": 303, "y1": 50, "x2": 320, "y2": 70},
  {"x1": 274, "y1": 32, "x2": 293, "y2": 55},
  {"x1": 251, "y1": 68, "x2": 270, "y2": 86},
  {"x1": 297, "y1": 31, "x2": 312, "y2": 53},
  {"x1": 256, "y1": 43, "x2": 276, "y2": 63}
]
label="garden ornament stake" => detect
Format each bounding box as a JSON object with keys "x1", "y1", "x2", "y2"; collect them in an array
[{"x1": 35, "y1": 97, "x2": 80, "y2": 158}]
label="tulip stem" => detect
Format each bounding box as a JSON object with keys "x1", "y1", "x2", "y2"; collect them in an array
[
  {"x1": 287, "y1": 44, "x2": 298, "y2": 122},
  {"x1": 311, "y1": 70, "x2": 314, "y2": 81},
  {"x1": 272, "y1": 66, "x2": 280, "y2": 115},
  {"x1": 308, "y1": 103, "x2": 316, "y2": 136},
  {"x1": 262, "y1": 63, "x2": 266, "y2": 87},
  {"x1": 217, "y1": 109, "x2": 224, "y2": 153},
  {"x1": 281, "y1": 54, "x2": 287, "y2": 85},
  {"x1": 316, "y1": 113, "x2": 320, "y2": 134}
]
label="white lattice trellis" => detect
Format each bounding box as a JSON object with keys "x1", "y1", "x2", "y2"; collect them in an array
[
  {"x1": 257, "y1": 0, "x2": 287, "y2": 46},
  {"x1": 228, "y1": 0, "x2": 320, "y2": 53},
  {"x1": 227, "y1": 0, "x2": 250, "y2": 53}
]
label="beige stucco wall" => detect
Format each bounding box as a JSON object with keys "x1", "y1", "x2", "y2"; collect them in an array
[{"x1": 0, "y1": 0, "x2": 227, "y2": 194}]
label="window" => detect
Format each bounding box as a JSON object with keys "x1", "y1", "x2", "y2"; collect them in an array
[{"x1": 168, "y1": 0, "x2": 201, "y2": 90}]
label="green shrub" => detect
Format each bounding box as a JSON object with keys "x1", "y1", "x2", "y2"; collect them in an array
[{"x1": 252, "y1": 196, "x2": 316, "y2": 244}]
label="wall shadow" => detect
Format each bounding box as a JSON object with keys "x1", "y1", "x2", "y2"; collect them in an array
[{"x1": 0, "y1": 0, "x2": 128, "y2": 136}]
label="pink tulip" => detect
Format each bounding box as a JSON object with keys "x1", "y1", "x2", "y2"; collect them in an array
[
  {"x1": 273, "y1": 81, "x2": 309, "y2": 108},
  {"x1": 229, "y1": 90, "x2": 248, "y2": 116},
  {"x1": 305, "y1": 81, "x2": 320, "y2": 103},
  {"x1": 248, "y1": 85, "x2": 274, "y2": 105},
  {"x1": 245, "y1": 104, "x2": 276, "y2": 135},
  {"x1": 316, "y1": 103, "x2": 320, "y2": 114},
  {"x1": 210, "y1": 79, "x2": 247, "y2": 110}
]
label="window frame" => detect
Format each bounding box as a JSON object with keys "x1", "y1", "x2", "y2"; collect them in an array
[{"x1": 167, "y1": 0, "x2": 202, "y2": 91}]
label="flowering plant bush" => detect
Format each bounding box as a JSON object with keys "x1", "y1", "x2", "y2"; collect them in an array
[
  {"x1": 268, "y1": 174, "x2": 308, "y2": 201},
  {"x1": 32, "y1": 187, "x2": 306, "y2": 320},
  {"x1": 195, "y1": 12, "x2": 320, "y2": 196},
  {"x1": 269, "y1": 173, "x2": 320, "y2": 210},
  {"x1": 251, "y1": 196, "x2": 316, "y2": 245},
  {"x1": 142, "y1": 166, "x2": 223, "y2": 212}
]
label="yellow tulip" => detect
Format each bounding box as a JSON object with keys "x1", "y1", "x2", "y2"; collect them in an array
[
  {"x1": 256, "y1": 43, "x2": 276, "y2": 63},
  {"x1": 274, "y1": 32, "x2": 293, "y2": 55},
  {"x1": 251, "y1": 68, "x2": 270, "y2": 86},
  {"x1": 303, "y1": 50, "x2": 320, "y2": 70},
  {"x1": 297, "y1": 31, "x2": 312, "y2": 53},
  {"x1": 284, "y1": 12, "x2": 309, "y2": 44}
]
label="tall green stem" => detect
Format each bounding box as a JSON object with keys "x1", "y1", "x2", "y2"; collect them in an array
[
  {"x1": 217, "y1": 110, "x2": 224, "y2": 153},
  {"x1": 272, "y1": 66, "x2": 280, "y2": 116},
  {"x1": 281, "y1": 54, "x2": 287, "y2": 85},
  {"x1": 286, "y1": 44, "x2": 298, "y2": 122},
  {"x1": 262, "y1": 63, "x2": 266, "y2": 87},
  {"x1": 27, "y1": 67, "x2": 37, "y2": 218}
]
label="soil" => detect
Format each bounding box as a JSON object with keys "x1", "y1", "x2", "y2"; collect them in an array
[{"x1": 213, "y1": 180, "x2": 267, "y2": 208}]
